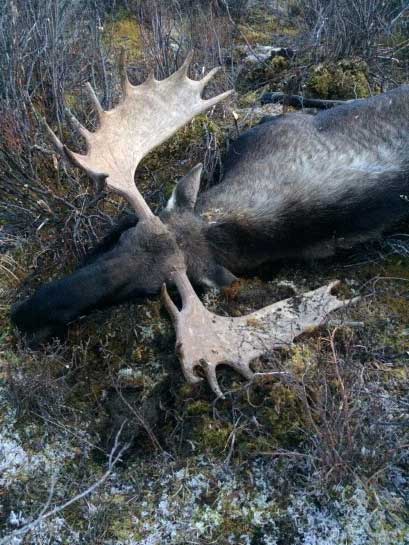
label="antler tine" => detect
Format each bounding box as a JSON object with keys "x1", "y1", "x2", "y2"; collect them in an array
[
  {"x1": 201, "y1": 361, "x2": 223, "y2": 399},
  {"x1": 173, "y1": 50, "x2": 194, "y2": 80},
  {"x1": 174, "y1": 54, "x2": 233, "y2": 107},
  {"x1": 65, "y1": 108, "x2": 93, "y2": 142},
  {"x1": 119, "y1": 48, "x2": 132, "y2": 96},
  {"x1": 41, "y1": 118, "x2": 105, "y2": 187},
  {"x1": 161, "y1": 284, "x2": 179, "y2": 324},
  {"x1": 203, "y1": 89, "x2": 234, "y2": 109},
  {"x1": 192, "y1": 65, "x2": 234, "y2": 107},
  {"x1": 42, "y1": 118, "x2": 65, "y2": 156},
  {"x1": 85, "y1": 82, "x2": 104, "y2": 119},
  {"x1": 61, "y1": 144, "x2": 102, "y2": 179},
  {"x1": 197, "y1": 66, "x2": 220, "y2": 89},
  {"x1": 230, "y1": 361, "x2": 255, "y2": 381},
  {"x1": 202, "y1": 360, "x2": 254, "y2": 400}
]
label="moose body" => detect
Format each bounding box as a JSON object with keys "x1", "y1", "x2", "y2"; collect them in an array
[
  {"x1": 199, "y1": 88, "x2": 409, "y2": 267},
  {"x1": 12, "y1": 85, "x2": 409, "y2": 340}
]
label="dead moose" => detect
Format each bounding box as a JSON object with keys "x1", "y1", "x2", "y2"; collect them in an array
[{"x1": 12, "y1": 53, "x2": 409, "y2": 396}]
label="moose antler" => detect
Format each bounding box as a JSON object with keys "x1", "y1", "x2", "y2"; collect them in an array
[
  {"x1": 45, "y1": 52, "x2": 355, "y2": 397},
  {"x1": 162, "y1": 274, "x2": 356, "y2": 398},
  {"x1": 44, "y1": 50, "x2": 232, "y2": 220}
]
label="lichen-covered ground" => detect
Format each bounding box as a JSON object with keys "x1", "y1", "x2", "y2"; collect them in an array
[
  {"x1": 2, "y1": 241, "x2": 409, "y2": 544},
  {"x1": 1, "y1": 1, "x2": 409, "y2": 543}
]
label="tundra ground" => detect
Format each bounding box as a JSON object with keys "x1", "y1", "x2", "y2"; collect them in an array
[{"x1": 1, "y1": 1, "x2": 409, "y2": 543}]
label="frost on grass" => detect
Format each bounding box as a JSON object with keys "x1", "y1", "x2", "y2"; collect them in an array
[
  {"x1": 0, "y1": 385, "x2": 90, "y2": 545},
  {"x1": 0, "y1": 386, "x2": 82, "y2": 488},
  {"x1": 100, "y1": 458, "x2": 409, "y2": 545},
  {"x1": 7, "y1": 514, "x2": 80, "y2": 545},
  {"x1": 2, "y1": 368, "x2": 409, "y2": 545},
  {"x1": 288, "y1": 484, "x2": 409, "y2": 545},
  {"x1": 0, "y1": 432, "x2": 31, "y2": 488}
]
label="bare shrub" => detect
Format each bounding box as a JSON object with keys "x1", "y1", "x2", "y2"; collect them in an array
[
  {"x1": 0, "y1": 0, "x2": 238, "y2": 264},
  {"x1": 295, "y1": 0, "x2": 409, "y2": 61},
  {"x1": 0, "y1": 0, "x2": 119, "y2": 259},
  {"x1": 276, "y1": 301, "x2": 409, "y2": 485}
]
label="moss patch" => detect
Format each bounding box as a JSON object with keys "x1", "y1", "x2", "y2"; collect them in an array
[
  {"x1": 103, "y1": 15, "x2": 143, "y2": 61},
  {"x1": 194, "y1": 417, "x2": 233, "y2": 455},
  {"x1": 307, "y1": 58, "x2": 372, "y2": 99},
  {"x1": 140, "y1": 113, "x2": 226, "y2": 199},
  {"x1": 244, "y1": 55, "x2": 291, "y2": 88}
]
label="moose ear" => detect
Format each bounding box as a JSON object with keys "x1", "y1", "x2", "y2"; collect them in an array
[
  {"x1": 167, "y1": 163, "x2": 203, "y2": 211},
  {"x1": 202, "y1": 265, "x2": 238, "y2": 289}
]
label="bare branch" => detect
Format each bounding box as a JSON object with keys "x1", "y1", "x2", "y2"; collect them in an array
[{"x1": 0, "y1": 423, "x2": 129, "y2": 545}]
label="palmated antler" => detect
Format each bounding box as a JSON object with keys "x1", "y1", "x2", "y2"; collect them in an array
[
  {"x1": 44, "y1": 51, "x2": 232, "y2": 220},
  {"x1": 162, "y1": 274, "x2": 357, "y2": 398}
]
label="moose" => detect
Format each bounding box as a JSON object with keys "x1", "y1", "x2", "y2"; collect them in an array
[{"x1": 11, "y1": 53, "x2": 409, "y2": 396}]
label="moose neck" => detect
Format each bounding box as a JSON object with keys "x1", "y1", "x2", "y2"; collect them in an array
[
  {"x1": 203, "y1": 219, "x2": 273, "y2": 272},
  {"x1": 194, "y1": 189, "x2": 279, "y2": 273}
]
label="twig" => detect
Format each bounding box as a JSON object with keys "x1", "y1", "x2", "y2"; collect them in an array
[
  {"x1": 115, "y1": 384, "x2": 164, "y2": 453},
  {"x1": 327, "y1": 320, "x2": 364, "y2": 328},
  {"x1": 261, "y1": 92, "x2": 352, "y2": 109},
  {"x1": 329, "y1": 327, "x2": 353, "y2": 449},
  {"x1": 0, "y1": 423, "x2": 129, "y2": 545}
]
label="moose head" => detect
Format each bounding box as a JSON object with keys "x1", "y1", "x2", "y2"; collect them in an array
[{"x1": 12, "y1": 52, "x2": 352, "y2": 397}]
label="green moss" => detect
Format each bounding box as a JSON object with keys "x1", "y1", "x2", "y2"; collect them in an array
[
  {"x1": 103, "y1": 15, "x2": 143, "y2": 61},
  {"x1": 307, "y1": 59, "x2": 371, "y2": 99},
  {"x1": 235, "y1": 434, "x2": 276, "y2": 457},
  {"x1": 245, "y1": 55, "x2": 290, "y2": 86},
  {"x1": 290, "y1": 345, "x2": 315, "y2": 377},
  {"x1": 363, "y1": 256, "x2": 409, "y2": 325},
  {"x1": 186, "y1": 400, "x2": 211, "y2": 416},
  {"x1": 261, "y1": 384, "x2": 304, "y2": 446},
  {"x1": 237, "y1": 89, "x2": 260, "y2": 108},
  {"x1": 64, "y1": 92, "x2": 80, "y2": 110},
  {"x1": 218, "y1": 518, "x2": 252, "y2": 540},
  {"x1": 178, "y1": 383, "x2": 199, "y2": 399},
  {"x1": 387, "y1": 295, "x2": 409, "y2": 320},
  {"x1": 269, "y1": 55, "x2": 289, "y2": 73},
  {"x1": 194, "y1": 417, "x2": 233, "y2": 454},
  {"x1": 110, "y1": 520, "x2": 141, "y2": 542},
  {"x1": 182, "y1": 378, "x2": 308, "y2": 459},
  {"x1": 378, "y1": 256, "x2": 409, "y2": 280}
]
